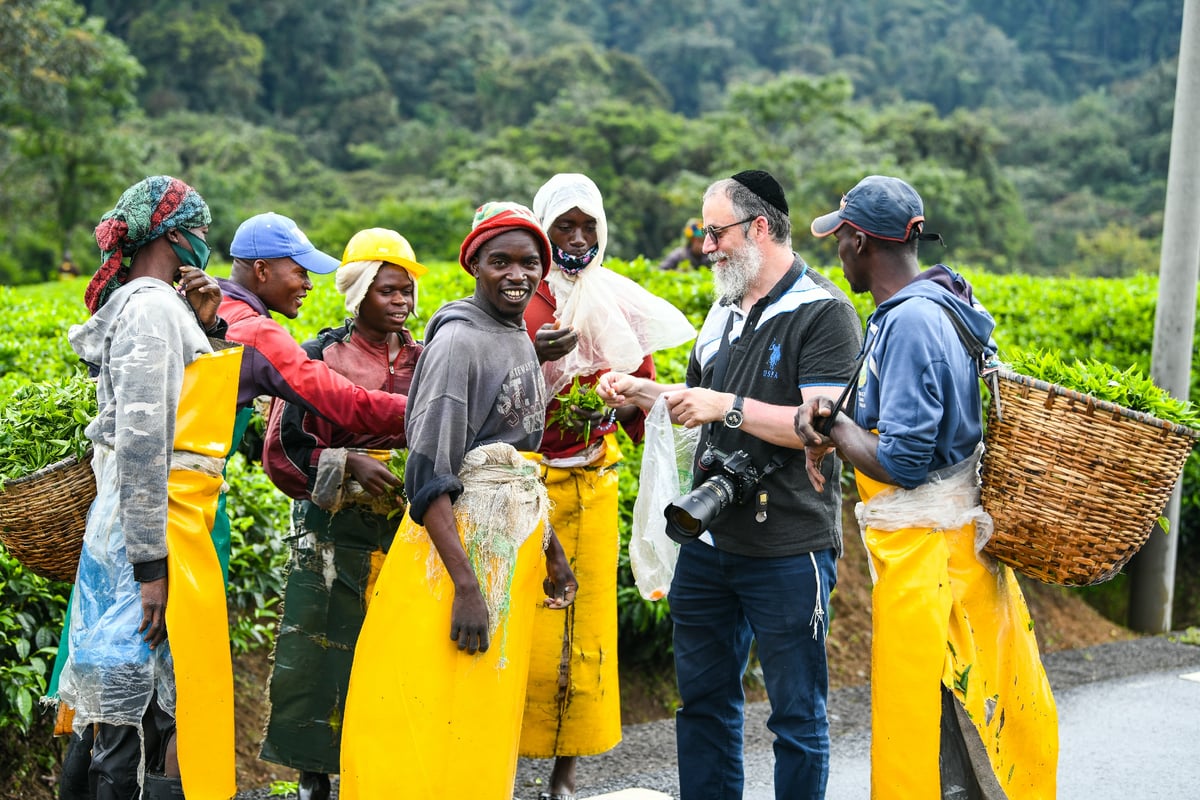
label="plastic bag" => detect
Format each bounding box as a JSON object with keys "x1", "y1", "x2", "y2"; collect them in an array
[
  {"x1": 629, "y1": 395, "x2": 700, "y2": 600},
  {"x1": 542, "y1": 266, "x2": 696, "y2": 396}
]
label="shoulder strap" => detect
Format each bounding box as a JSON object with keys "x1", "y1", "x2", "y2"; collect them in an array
[
  {"x1": 937, "y1": 305, "x2": 1004, "y2": 421},
  {"x1": 937, "y1": 305, "x2": 987, "y2": 373}
]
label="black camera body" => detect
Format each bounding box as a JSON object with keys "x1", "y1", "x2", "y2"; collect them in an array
[{"x1": 664, "y1": 445, "x2": 763, "y2": 543}]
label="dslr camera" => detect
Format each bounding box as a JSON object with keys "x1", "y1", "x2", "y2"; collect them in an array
[{"x1": 664, "y1": 445, "x2": 762, "y2": 543}]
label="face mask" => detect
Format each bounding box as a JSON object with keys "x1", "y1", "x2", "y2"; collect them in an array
[
  {"x1": 170, "y1": 228, "x2": 211, "y2": 271},
  {"x1": 552, "y1": 243, "x2": 598, "y2": 276}
]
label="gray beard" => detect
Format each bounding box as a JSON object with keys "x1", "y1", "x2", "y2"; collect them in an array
[{"x1": 712, "y1": 243, "x2": 764, "y2": 303}]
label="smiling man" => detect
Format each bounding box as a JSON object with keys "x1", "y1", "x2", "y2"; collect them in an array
[
  {"x1": 597, "y1": 170, "x2": 861, "y2": 800},
  {"x1": 340, "y1": 202, "x2": 578, "y2": 800},
  {"x1": 217, "y1": 212, "x2": 408, "y2": 435}
]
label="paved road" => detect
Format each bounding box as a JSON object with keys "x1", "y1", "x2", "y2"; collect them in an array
[
  {"x1": 234, "y1": 635, "x2": 1200, "y2": 798},
  {"x1": 512, "y1": 635, "x2": 1200, "y2": 800}
]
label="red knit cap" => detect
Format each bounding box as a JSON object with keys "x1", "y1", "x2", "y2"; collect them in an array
[{"x1": 458, "y1": 202, "x2": 552, "y2": 278}]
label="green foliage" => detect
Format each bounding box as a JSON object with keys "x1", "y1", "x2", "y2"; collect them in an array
[
  {"x1": 0, "y1": 370, "x2": 95, "y2": 483},
  {"x1": 3, "y1": 1, "x2": 1184, "y2": 284},
  {"x1": 1, "y1": 0, "x2": 143, "y2": 282},
  {"x1": 1071, "y1": 222, "x2": 1160, "y2": 278},
  {"x1": 550, "y1": 378, "x2": 609, "y2": 443},
  {"x1": 224, "y1": 452, "x2": 291, "y2": 619},
  {"x1": 2, "y1": 241, "x2": 1200, "y2": 735},
  {"x1": 0, "y1": 556, "x2": 68, "y2": 734},
  {"x1": 1005, "y1": 349, "x2": 1200, "y2": 429},
  {"x1": 127, "y1": 6, "x2": 264, "y2": 116},
  {"x1": 268, "y1": 779, "x2": 300, "y2": 797}
]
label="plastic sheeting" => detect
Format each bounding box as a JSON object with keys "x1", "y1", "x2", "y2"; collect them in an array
[
  {"x1": 542, "y1": 265, "x2": 695, "y2": 397},
  {"x1": 629, "y1": 396, "x2": 700, "y2": 599}
]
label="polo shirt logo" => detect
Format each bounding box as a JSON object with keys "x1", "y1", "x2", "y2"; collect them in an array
[{"x1": 763, "y1": 339, "x2": 782, "y2": 379}]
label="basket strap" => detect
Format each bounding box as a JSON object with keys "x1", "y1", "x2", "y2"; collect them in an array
[{"x1": 938, "y1": 306, "x2": 1003, "y2": 422}]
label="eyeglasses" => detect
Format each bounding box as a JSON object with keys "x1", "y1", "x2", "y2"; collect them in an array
[{"x1": 702, "y1": 216, "x2": 758, "y2": 243}]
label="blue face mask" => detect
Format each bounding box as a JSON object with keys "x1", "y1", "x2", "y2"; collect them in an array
[{"x1": 170, "y1": 228, "x2": 211, "y2": 271}]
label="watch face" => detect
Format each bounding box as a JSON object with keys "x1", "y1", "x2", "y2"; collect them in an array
[{"x1": 725, "y1": 409, "x2": 744, "y2": 428}]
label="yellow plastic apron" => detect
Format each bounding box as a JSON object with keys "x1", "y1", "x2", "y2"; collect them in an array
[
  {"x1": 166, "y1": 344, "x2": 242, "y2": 800},
  {"x1": 340, "y1": 504, "x2": 546, "y2": 799},
  {"x1": 520, "y1": 433, "x2": 622, "y2": 758},
  {"x1": 855, "y1": 469, "x2": 1058, "y2": 799}
]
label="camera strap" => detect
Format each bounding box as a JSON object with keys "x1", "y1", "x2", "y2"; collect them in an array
[
  {"x1": 702, "y1": 258, "x2": 808, "y2": 522},
  {"x1": 708, "y1": 258, "x2": 808, "y2": 395}
]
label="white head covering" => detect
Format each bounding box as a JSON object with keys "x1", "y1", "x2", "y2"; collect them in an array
[
  {"x1": 532, "y1": 173, "x2": 609, "y2": 271},
  {"x1": 531, "y1": 173, "x2": 695, "y2": 396},
  {"x1": 336, "y1": 260, "x2": 419, "y2": 317}
]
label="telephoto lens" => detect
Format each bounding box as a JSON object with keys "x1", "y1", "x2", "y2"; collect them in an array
[{"x1": 664, "y1": 474, "x2": 736, "y2": 543}]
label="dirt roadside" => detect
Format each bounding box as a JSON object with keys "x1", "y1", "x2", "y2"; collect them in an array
[{"x1": 230, "y1": 499, "x2": 1135, "y2": 792}]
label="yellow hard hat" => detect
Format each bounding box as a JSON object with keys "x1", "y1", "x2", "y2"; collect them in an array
[{"x1": 340, "y1": 227, "x2": 428, "y2": 279}]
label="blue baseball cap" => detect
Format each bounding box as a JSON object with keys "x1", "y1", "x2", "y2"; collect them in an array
[
  {"x1": 810, "y1": 175, "x2": 926, "y2": 243},
  {"x1": 229, "y1": 212, "x2": 340, "y2": 274}
]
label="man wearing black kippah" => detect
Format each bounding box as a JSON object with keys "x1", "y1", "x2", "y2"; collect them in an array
[{"x1": 599, "y1": 169, "x2": 862, "y2": 799}]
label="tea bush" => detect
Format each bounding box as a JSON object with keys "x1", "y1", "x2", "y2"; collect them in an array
[{"x1": 2, "y1": 259, "x2": 1199, "y2": 737}]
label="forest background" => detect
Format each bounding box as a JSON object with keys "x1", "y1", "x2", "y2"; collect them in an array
[
  {"x1": 2, "y1": 0, "x2": 1198, "y2": 795},
  {"x1": 0, "y1": 0, "x2": 1183, "y2": 283}
]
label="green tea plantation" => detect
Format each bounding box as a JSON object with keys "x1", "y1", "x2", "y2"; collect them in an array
[{"x1": 1, "y1": 259, "x2": 1198, "y2": 794}]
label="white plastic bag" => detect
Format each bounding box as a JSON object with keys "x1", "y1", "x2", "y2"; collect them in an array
[{"x1": 630, "y1": 395, "x2": 700, "y2": 600}]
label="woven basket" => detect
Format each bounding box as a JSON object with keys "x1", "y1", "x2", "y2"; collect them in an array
[
  {"x1": 980, "y1": 370, "x2": 1199, "y2": 586},
  {"x1": 0, "y1": 450, "x2": 95, "y2": 582}
]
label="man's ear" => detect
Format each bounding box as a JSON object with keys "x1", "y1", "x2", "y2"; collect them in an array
[
  {"x1": 854, "y1": 231, "x2": 869, "y2": 254},
  {"x1": 253, "y1": 258, "x2": 271, "y2": 283},
  {"x1": 466, "y1": 259, "x2": 478, "y2": 277}
]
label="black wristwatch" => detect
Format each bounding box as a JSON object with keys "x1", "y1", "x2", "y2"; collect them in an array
[{"x1": 724, "y1": 395, "x2": 745, "y2": 429}]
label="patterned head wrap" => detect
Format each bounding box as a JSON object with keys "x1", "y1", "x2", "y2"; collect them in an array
[{"x1": 86, "y1": 176, "x2": 211, "y2": 314}]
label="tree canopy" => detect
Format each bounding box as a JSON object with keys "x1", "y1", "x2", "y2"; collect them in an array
[{"x1": 0, "y1": 0, "x2": 1183, "y2": 283}]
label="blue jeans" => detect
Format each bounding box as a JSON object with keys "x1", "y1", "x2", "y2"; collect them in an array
[{"x1": 671, "y1": 542, "x2": 837, "y2": 800}]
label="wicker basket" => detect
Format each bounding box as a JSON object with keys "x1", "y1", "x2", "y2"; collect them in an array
[
  {"x1": 0, "y1": 450, "x2": 95, "y2": 582},
  {"x1": 980, "y1": 370, "x2": 1199, "y2": 586}
]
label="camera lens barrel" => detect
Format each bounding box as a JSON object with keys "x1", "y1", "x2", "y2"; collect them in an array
[{"x1": 664, "y1": 475, "x2": 736, "y2": 544}]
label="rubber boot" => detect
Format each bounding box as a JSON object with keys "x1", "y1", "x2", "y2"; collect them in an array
[
  {"x1": 142, "y1": 774, "x2": 185, "y2": 799},
  {"x1": 298, "y1": 771, "x2": 330, "y2": 800},
  {"x1": 58, "y1": 730, "x2": 93, "y2": 800}
]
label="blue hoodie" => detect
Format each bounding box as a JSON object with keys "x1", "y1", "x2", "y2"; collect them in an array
[{"x1": 852, "y1": 265, "x2": 996, "y2": 489}]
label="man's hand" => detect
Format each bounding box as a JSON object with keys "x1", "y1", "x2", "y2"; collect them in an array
[
  {"x1": 542, "y1": 526, "x2": 578, "y2": 610},
  {"x1": 665, "y1": 388, "x2": 735, "y2": 428},
  {"x1": 794, "y1": 398, "x2": 837, "y2": 491},
  {"x1": 178, "y1": 266, "x2": 222, "y2": 330},
  {"x1": 533, "y1": 323, "x2": 579, "y2": 364},
  {"x1": 138, "y1": 577, "x2": 168, "y2": 650},
  {"x1": 804, "y1": 443, "x2": 837, "y2": 492},
  {"x1": 558, "y1": 404, "x2": 610, "y2": 438},
  {"x1": 597, "y1": 372, "x2": 638, "y2": 407},
  {"x1": 450, "y1": 583, "x2": 491, "y2": 654},
  {"x1": 346, "y1": 452, "x2": 402, "y2": 496}
]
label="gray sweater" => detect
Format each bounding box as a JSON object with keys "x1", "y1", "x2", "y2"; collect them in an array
[
  {"x1": 404, "y1": 297, "x2": 546, "y2": 524},
  {"x1": 69, "y1": 278, "x2": 214, "y2": 566}
]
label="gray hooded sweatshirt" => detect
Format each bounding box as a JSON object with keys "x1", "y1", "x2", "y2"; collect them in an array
[
  {"x1": 68, "y1": 278, "x2": 215, "y2": 566},
  {"x1": 403, "y1": 297, "x2": 546, "y2": 524}
]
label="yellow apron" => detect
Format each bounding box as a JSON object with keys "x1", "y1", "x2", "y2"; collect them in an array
[
  {"x1": 855, "y1": 469, "x2": 1058, "y2": 799},
  {"x1": 340, "y1": 505, "x2": 546, "y2": 799},
  {"x1": 520, "y1": 434, "x2": 623, "y2": 758},
  {"x1": 166, "y1": 344, "x2": 242, "y2": 800}
]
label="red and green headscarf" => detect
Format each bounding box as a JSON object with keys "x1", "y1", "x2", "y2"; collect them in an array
[{"x1": 85, "y1": 175, "x2": 211, "y2": 314}]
